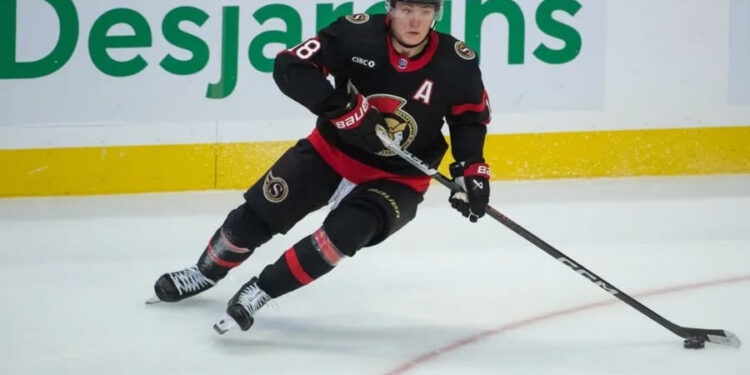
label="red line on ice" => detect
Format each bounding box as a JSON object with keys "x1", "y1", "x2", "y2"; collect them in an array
[{"x1": 381, "y1": 274, "x2": 750, "y2": 375}]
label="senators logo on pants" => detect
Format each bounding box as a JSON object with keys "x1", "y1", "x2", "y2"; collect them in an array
[
  {"x1": 263, "y1": 171, "x2": 289, "y2": 203},
  {"x1": 367, "y1": 94, "x2": 418, "y2": 157}
]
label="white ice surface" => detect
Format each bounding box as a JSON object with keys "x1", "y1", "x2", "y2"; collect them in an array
[{"x1": 0, "y1": 175, "x2": 748, "y2": 375}]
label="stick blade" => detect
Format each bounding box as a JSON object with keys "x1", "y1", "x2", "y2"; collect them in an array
[
  {"x1": 683, "y1": 328, "x2": 741, "y2": 348},
  {"x1": 706, "y1": 330, "x2": 741, "y2": 348}
]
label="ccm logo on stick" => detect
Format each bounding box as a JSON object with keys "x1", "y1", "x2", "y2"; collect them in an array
[{"x1": 557, "y1": 256, "x2": 620, "y2": 295}]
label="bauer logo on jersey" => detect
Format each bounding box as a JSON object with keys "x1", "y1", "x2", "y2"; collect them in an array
[
  {"x1": 455, "y1": 41, "x2": 476, "y2": 60},
  {"x1": 345, "y1": 13, "x2": 370, "y2": 24},
  {"x1": 263, "y1": 171, "x2": 289, "y2": 203},
  {"x1": 367, "y1": 95, "x2": 418, "y2": 157}
]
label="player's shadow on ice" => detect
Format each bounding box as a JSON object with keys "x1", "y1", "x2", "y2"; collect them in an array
[
  {"x1": 211, "y1": 313, "x2": 472, "y2": 354},
  {"x1": 143, "y1": 296, "x2": 230, "y2": 323},
  {"x1": 144, "y1": 296, "x2": 226, "y2": 308},
  {"x1": 211, "y1": 314, "x2": 688, "y2": 358}
]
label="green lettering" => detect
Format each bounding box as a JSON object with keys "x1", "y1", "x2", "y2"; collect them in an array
[
  {"x1": 206, "y1": 6, "x2": 239, "y2": 99},
  {"x1": 89, "y1": 8, "x2": 152, "y2": 77},
  {"x1": 365, "y1": 1, "x2": 387, "y2": 15},
  {"x1": 248, "y1": 4, "x2": 302, "y2": 74},
  {"x1": 317, "y1": 2, "x2": 354, "y2": 32},
  {"x1": 434, "y1": 0, "x2": 452, "y2": 34},
  {"x1": 533, "y1": 0, "x2": 582, "y2": 64},
  {"x1": 466, "y1": 0, "x2": 525, "y2": 64},
  {"x1": 364, "y1": 1, "x2": 450, "y2": 33},
  {"x1": 160, "y1": 6, "x2": 210, "y2": 75},
  {"x1": 0, "y1": 0, "x2": 78, "y2": 79}
]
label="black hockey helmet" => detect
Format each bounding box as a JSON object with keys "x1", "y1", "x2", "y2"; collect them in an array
[{"x1": 385, "y1": 0, "x2": 444, "y2": 23}]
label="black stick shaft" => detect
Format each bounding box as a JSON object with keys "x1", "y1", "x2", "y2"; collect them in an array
[
  {"x1": 375, "y1": 127, "x2": 738, "y2": 346},
  {"x1": 430, "y1": 172, "x2": 687, "y2": 337}
]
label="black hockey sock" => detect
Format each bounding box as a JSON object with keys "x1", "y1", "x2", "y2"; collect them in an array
[
  {"x1": 197, "y1": 228, "x2": 253, "y2": 281},
  {"x1": 257, "y1": 228, "x2": 346, "y2": 298}
]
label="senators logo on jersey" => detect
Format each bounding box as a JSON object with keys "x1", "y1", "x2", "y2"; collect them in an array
[
  {"x1": 345, "y1": 13, "x2": 370, "y2": 24},
  {"x1": 368, "y1": 95, "x2": 418, "y2": 157},
  {"x1": 274, "y1": 14, "x2": 491, "y2": 177},
  {"x1": 455, "y1": 41, "x2": 476, "y2": 60}
]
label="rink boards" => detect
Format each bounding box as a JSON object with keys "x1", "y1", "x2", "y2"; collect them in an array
[
  {"x1": 1, "y1": 125, "x2": 749, "y2": 197},
  {"x1": 2, "y1": 0, "x2": 750, "y2": 197}
]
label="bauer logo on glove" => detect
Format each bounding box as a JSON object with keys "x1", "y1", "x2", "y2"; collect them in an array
[
  {"x1": 330, "y1": 94, "x2": 371, "y2": 130},
  {"x1": 324, "y1": 84, "x2": 388, "y2": 154}
]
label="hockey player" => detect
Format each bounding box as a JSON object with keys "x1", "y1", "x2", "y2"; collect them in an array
[{"x1": 149, "y1": 0, "x2": 492, "y2": 334}]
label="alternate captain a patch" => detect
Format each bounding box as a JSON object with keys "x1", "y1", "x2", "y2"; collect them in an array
[
  {"x1": 345, "y1": 14, "x2": 370, "y2": 24},
  {"x1": 455, "y1": 41, "x2": 476, "y2": 60}
]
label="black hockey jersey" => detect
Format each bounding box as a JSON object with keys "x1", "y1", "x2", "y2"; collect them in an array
[{"x1": 273, "y1": 13, "x2": 491, "y2": 180}]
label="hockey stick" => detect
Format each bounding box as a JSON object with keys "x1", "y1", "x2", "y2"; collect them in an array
[{"x1": 374, "y1": 127, "x2": 741, "y2": 348}]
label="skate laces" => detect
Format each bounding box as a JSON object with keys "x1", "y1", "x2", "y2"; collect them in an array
[
  {"x1": 236, "y1": 281, "x2": 274, "y2": 315},
  {"x1": 169, "y1": 265, "x2": 216, "y2": 296}
]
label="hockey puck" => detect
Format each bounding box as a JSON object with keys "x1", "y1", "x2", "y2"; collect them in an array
[{"x1": 683, "y1": 337, "x2": 706, "y2": 349}]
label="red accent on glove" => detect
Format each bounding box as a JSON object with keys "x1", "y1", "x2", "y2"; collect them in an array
[
  {"x1": 329, "y1": 94, "x2": 370, "y2": 130},
  {"x1": 463, "y1": 162, "x2": 490, "y2": 179}
]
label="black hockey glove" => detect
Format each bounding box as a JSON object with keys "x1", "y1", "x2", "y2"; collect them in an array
[
  {"x1": 449, "y1": 157, "x2": 491, "y2": 223},
  {"x1": 324, "y1": 91, "x2": 387, "y2": 154}
]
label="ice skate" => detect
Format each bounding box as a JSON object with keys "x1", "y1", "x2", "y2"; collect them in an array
[
  {"x1": 146, "y1": 265, "x2": 217, "y2": 304},
  {"x1": 213, "y1": 277, "x2": 271, "y2": 334}
]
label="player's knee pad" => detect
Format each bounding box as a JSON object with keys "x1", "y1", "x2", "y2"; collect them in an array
[
  {"x1": 221, "y1": 202, "x2": 274, "y2": 250},
  {"x1": 325, "y1": 181, "x2": 422, "y2": 253},
  {"x1": 322, "y1": 203, "x2": 381, "y2": 257}
]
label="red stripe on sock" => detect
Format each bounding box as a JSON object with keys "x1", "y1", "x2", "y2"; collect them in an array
[
  {"x1": 207, "y1": 243, "x2": 243, "y2": 268},
  {"x1": 284, "y1": 247, "x2": 314, "y2": 285}
]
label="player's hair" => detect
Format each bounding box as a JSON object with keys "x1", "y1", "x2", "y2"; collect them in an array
[{"x1": 385, "y1": 0, "x2": 444, "y2": 23}]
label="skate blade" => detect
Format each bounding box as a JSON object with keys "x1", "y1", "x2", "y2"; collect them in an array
[
  {"x1": 145, "y1": 296, "x2": 162, "y2": 305},
  {"x1": 213, "y1": 313, "x2": 238, "y2": 335}
]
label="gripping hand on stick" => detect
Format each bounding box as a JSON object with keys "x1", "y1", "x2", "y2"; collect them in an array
[
  {"x1": 324, "y1": 84, "x2": 387, "y2": 154},
  {"x1": 449, "y1": 158, "x2": 491, "y2": 222}
]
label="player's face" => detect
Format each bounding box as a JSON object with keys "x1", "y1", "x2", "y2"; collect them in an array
[{"x1": 390, "y1": 3, "x2": 435, "y2": 46}]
